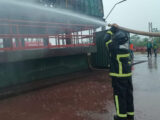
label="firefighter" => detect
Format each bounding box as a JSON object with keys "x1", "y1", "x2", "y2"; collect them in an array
[
  {"x1": 147, "y1": 40, "x2": 152, "y2": 57},
  {"x1": 153, "y1": 40, "x2": 158, "y2": 57},
  {"x1": 104, "y1": 25, "x2": 134, "y2": 120},
  {"x1": 129, "y1": 41, "x2": 134, "y2": 61}
]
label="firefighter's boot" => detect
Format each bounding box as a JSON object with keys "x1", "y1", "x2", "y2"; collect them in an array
[
  {"x1": 114, "y1": 115, "x2": 127, "y2": 120},
  {"x1": 127, "y1": 115, "x2": 134, "y2": 120}
]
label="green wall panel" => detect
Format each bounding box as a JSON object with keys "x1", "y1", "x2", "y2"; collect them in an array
[
  {"x1": 91, "y1": 30, "x2": 110, "y2": 68},
  {"x1": 0, "y1": 54, "x2": 88, "y2": 89}
]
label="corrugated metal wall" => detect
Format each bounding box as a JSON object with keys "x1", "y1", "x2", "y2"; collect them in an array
[
  {"x1": 38, "y1": 0, "x2": 104, "y2": 18},
  {"x1": 91, "y1": 30, "x2": 110, "y2": 68}
]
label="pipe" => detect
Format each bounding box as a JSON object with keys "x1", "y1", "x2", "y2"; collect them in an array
[{"x1": 108, "y1": 24, "x2": 160, "y2": 37}]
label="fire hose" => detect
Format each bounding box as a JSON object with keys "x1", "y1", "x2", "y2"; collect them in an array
[{"x1": 108, "y1": 24, "x2": 160, "y2": 37}]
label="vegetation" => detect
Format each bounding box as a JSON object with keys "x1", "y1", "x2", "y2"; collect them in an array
[{"x1": 130, "y1": 34, "x2": 160, "y2": 47}]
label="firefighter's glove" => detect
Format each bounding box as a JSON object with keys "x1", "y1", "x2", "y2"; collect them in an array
[
  {"x1": 104, "y1": 33, "x2": 111, "y2": 42},
  {"x1": 110, "y1": 26, "x2": 118, "y2": 34}
]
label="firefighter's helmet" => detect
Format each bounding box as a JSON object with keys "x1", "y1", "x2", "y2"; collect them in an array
[{"x1": 112, "y1": 30, "x2": 129, "y2": 45}]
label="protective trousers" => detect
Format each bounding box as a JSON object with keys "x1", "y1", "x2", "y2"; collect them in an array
[
  {"x1": 112, "y1": 76, "x2": 134, "y2": 120},
  {"x1": 147, "y1": 48, "x2": 152, "y2": 57}
]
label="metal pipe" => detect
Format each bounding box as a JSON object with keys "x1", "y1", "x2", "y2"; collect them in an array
[{"x1": 108, "y1": 24, "x2": 160, "y2": 37}]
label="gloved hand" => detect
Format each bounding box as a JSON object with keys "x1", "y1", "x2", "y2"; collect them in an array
[
  {"x1": 110, "y1": 26, "x2": 118, "y2": 34},
  {"x1": 104, "y1": 32, "x2": 112, "y2": 42},
  {"x1": 108, "y1": 23, "x2": 119, "y2": 33}
]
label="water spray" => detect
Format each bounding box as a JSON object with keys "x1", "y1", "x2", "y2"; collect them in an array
[{"x1": 0, "y1": 0, "x2": 106, "y2": 26}]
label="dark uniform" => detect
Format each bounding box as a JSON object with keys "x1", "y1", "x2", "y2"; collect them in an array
[
  {"x1": 104, "y1": 27, "x2": 134, "y2": 120},
  {"x1": 147, "y1": 41, "x2": 152, "y2": 57},
  {"x1": 153, "y1": 41, "x2": 158, "y2": 57}
]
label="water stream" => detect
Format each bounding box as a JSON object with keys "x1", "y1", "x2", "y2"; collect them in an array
[{"x1": 0, "y1": 0, "x2": 106, "y2": 26}]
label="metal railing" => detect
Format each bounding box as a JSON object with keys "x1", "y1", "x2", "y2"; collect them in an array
[{"x1": 0, "y1": 19, "x2": 96, "y2": 51}]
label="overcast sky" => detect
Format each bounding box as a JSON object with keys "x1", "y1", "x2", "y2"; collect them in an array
[{"x1": 102, "y1": 0, "x2": 160, "y2": 32}]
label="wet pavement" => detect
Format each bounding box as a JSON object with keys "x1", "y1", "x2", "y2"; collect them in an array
[
  {"x1": 133, "y1": 54, "x2": 160, "y2": 120},
  {"x1": 0, "y1": 54, "x2": 160, "y2": 120}
]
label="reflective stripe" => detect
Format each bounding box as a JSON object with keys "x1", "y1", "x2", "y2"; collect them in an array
[
  {"x1": 110, "y1": 73, "x2": 132, "y2": 77},
  {"x1": 127, "y1": 112, "x2": 134, "y2": 116},
  {"x1": 110, "y1": 54, "x2": 132, "y2": 77},
  {"x1": 117, "y1": 54, "x2": 130, "y2": 74},
  {"x1": 115, "y1": 95, "x2": 127, "y2": 118},
  {"x1": 105, "y1": 40, "x2": 112, "y2": 47},
  {"x1": 107, "y1": 30, "x2": 113, "y2": 35}
]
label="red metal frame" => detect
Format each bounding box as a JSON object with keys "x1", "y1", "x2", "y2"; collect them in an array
[{"x1": 0, "y1": 19, "x2": 96, "y2": 51}]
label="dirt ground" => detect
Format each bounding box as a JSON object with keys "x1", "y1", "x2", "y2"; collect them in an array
[{"x1": 0, "y1": 70, "x2": 114, "y2": 120}]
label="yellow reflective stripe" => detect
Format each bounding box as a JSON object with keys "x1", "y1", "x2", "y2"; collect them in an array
[
  {"x1": 127, "y1": 112, "x2": 134, "y2": 116},
  {"x1": 105, "y1": 40, "x2": 112, "y2": 47},
  {"x1": 117, "y1": 54, "x2": 130, "y2": 74},
  {"x1": 110, "y1": 73, "x2": 132, "y2": 77},
  {"x1": 107, "y1": 30, "x2": 113, "y2": 35},
  {"x1": 115, "y1": 95, "x2": 127, "y2": 118},
  {"x1": 109, "y1": 54, "x2": 132, "y2": 77}
]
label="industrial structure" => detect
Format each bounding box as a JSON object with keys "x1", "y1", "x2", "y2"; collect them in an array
[{"x1": 0, "y1": 0, "x2": 105, "y2": 96}]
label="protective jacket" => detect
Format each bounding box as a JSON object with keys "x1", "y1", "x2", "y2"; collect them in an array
[
  {"x1": 104, "y1": 30, "x2": 132, "y2": 78},
  {"x1": 153, "y1": 42, "x2": 158, "y2": 49},
  {"x1": 147, "y1": 42, "x2": 152, "y2": 49}
]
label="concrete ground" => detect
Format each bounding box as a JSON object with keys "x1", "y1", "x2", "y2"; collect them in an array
[{"x1": 0, "y1": 54, "x2": 160, "y2": 120}]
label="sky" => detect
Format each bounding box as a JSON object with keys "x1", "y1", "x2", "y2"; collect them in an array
[{"x1": 102, "y1": 0, "x2": 160, "y2": 32}]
